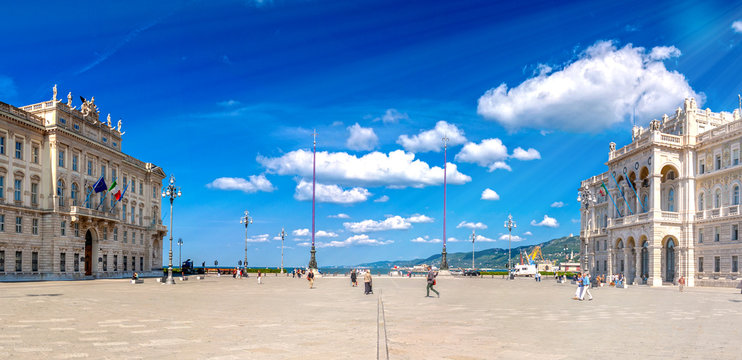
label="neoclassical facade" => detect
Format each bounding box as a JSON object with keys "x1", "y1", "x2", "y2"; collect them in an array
[
  {"x1": 580, "y1": 98, "x2": 742, "y2": 287},
  {"x1": 0, "y1": 88, "x2": 167, "y2": 280}
]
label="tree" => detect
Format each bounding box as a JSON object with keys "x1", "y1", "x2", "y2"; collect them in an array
[{"x1": 214, "y1": 260, "x2": 218, "y2": 267}]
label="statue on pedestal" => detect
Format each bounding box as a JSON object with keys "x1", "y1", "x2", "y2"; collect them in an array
[
  {"x1": 53, "y1": 84, "x2": 57, "y2": 101},
  {"x1": 117, "y1": 119, "x2": 125, "y2": 135},
  {"x1": 107, "y1": 114, "x2": 112, "y2": 128},
  {"x1": 67, "y1": 92, "x2": 73, "y2": 107}
]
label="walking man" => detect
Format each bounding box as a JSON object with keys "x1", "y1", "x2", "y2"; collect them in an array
[
  {"x1": 307, "y1": 269, "x2": 315, "y2": 289},
  {"x1": 426, "y1": 266, "x2": 439, "y2": 298},
  {"x1": 351, "y1": 269, "x2": 358, "y2": 287},
  {"x1": 580, "y1": 271, "x2": 593, "y2": 301},
  {"x1": 573, "y1": 273, "x2": 583, "y2": 300},
  {"x1": 364, "y1": 270, "x2": 373, "y2": 295},
  {"x1": 678, "y1": 275, "x2": 685, "y2": 292}
]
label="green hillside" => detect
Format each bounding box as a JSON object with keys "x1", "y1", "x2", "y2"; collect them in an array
[{"x1": 359, "y1": 235, "x2": 580, "y2": 269}]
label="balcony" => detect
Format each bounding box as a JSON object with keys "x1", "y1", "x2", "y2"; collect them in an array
[{"x1": 67, "y1": 206, "x2": 119, "y2": 224}]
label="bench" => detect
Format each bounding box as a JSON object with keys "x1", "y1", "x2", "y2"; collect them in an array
[{"x1": 130, "y1": 279, "x2": 144, "y2": 284}]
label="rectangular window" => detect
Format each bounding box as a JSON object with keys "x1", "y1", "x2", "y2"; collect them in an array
[
  {"x1": 114, "y1": 227, "x2": 118, "y2": 241},
  {"x1": 59, "y1": 118, "x2": 66, "y2": 124},
  {"x1": 138, "y1": 208, "x2": 142, "y2": 226},
  {"x1": 603, "y1": 260, "x2": 607, "y2": 273},
  {"x1": 32, "y1": 145, "x2": 39, "y2": 164},
  {"x1": 14, "y1": 179, "x2": 21, "y2": 201},
  {"x1": 124, "y1": 230, "x2": 128, "y2": 243},
  {"x1": 0, "y1": 250, "x2": 4, "y2": 272},
  {"x1": 15, "y1": 141, "x2": 22, "y2": 159},
  {"x1": 60, "y1": 253, "x2": 66, "y2": 272},
  {"x1": 112, "y1": 169, "x2": 117, "y2": 181},
  {"x1": 140, "y1": 257, "x2": 143, "y2": 272},
  {"x1": 101, "y1": 165, "x2": 106, "y2": 180},
  {"x1": 139, "y1": 181, "x2": 143, "y2": 196},
  {"x1": 140, "y1": 232, "x2": 143, "y2": 245},
  {"x1": 74, "y1": 253, "x2": 79, "y2": 272},
  {"x1": 72, "y1": 154, "x2": 78, "y2": 171},
  {"x1": 153, "y1": 185, "x2": 157, "y2": 199},
  {"x1": 113, "y1": 255, "x2": 118, "y2": 271},
  {"x1": 734, "y1": 225, "x2": 739, "y2": 241},
  {"x1": 58, "y1": 149, "x2": 65, "y2": 167},
  {"x1": 31, "y1": 182, "x2": 38, "y2": 204},
  {"x1": 73, "y1": 123, "x2": 79, "y2": 131},
  {"x1": 32, "y1": 218, "x2": 38, "y2": 235},
  {"x1": 0, "y1": 214, "x2": 4, "y2": 231},
  {"x1": 103, "y1": 227, "x2": 107, "y2": 240},
  {"x1": 131, "y1": 178, "x2": 135, "y2": 193},
  {"x1": 716, "y1": 154, "x2": 722, "y2": 170},
  {"x1": 74, "y1": 223, "x2": 79, "y2": 237},
  {"x1": 734, "y1": 256, "x2": 739, "y2": 273},
  {"x1": 31, "y1": 252, "x2": 38, "y2": 272},
  {"x1": 132, "y1": 257, "x2": 136, "y2": 271},
  {"x1": 124, "y1": 256, "x2": 128, "y2": 271},
  {"x1": 699, "y1": 257, "x2": 704, "y2": 272},
  {"x1": 698, "y1": 229, "x2": 703, "y2": 243},
  {"x1": 734, "y1": 148, "x2": 740, "y2": 166},
  {"x1": 87, "y1": 160, "x2": 93, "y2": 176},
  {"x1": 715, "y1": 227, "x2": 720, "y2": 242},
  {"x1": 103, "y1": 255, "x2": 107, "y2": 271},
  {"x1": 699, "y1": 159, "x2": 705, "y2": 174},
  {"x1": 122, "y1": 204, "x2": 127, "y2": 222},
  {"x1": 714, "y1": 256, "x2": 721, "y2": 272},
  {"x1": 60, "y1": 221, "x2": 66, "y2": 236},
  {"x1": 15, "y1": 251, "x2": 22, "y2": 272},
  {"x1": 0, "y1": 176, "x2": 4, "y2": 199},
  {"x1": 0, "y1": 136, "x2": 5, "y2": 154},
  {"x1": 15, "y1": 216, "x2": 22, "y2": 233},
  {"x1": 131, "y1": 206, "x2": 135, "y2": 224}
]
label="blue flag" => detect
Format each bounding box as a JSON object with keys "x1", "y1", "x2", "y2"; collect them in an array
[{"x1": 93, "y1": 176, "x2": 107, "y2": 193}]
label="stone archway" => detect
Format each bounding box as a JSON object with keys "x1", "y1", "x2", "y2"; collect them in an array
[
  {"x1": 84, "y1": 229, "x2": 98, "y2": 276},
  {"x1": 665, "y1": 237, "x2": 676, "y2": 283}
]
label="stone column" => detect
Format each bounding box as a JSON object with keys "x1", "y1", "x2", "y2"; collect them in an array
[
  {"x1": 687, "y1": 247, "x2": 695, "y2": 287},
  {"x1": 651, "y1": 244, "x2": 662, "y2": 286},
  {"x1": 607, "y1": 248, "x2": 613, "y2": 279},
  {"x1": 634, "y1": 248, "x2": 641, "y2": 284}
]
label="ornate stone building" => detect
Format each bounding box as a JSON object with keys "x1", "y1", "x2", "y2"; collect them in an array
[
  {"x1": 0, "y1": 87, "x2": 167, "y2": 280},
  {"x1": 580, "y1": 98, "x2": 742, "y2": 287}
]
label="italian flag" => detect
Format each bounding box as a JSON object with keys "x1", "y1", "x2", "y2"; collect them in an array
[
  {"x1": 115, "y1": 183, "x2": 129, "y2": 201},
  {"x1": 600, "y1": 183, "x2": 607, "y2": 196},
  {"x1": 107, "y1": 178, "x2": 123, "y2": 201}
]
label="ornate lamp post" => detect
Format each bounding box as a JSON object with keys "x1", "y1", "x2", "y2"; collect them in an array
[
  {"x1": 440, "y1": 136, "x2": 449, "y2": 270},
  {"x1": 504, "y1": 214, "x2": 516, "y2": 278},
  {"x1": 279, "y1": 228, "x2": 287, "y2": 274},
  {"x1": 309, "y1": 130, "x2": 319, "y2": 270},
  {"x1": 162, "y1": 174, "x2": 182, "y2": 285},
  {"x1": 471, "y1": 230, "x2": 476, "y2": 270},
  {"x1": 177, "y1": 237, "x2": 183, "y2": 278},
  {"x1": 578, "y1": 188, "x2": 596, "y2": 272},
  {"x1": 240, "y1": 211, "x2": 253, "y2": 273}
]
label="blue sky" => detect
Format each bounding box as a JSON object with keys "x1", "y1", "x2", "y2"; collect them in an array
[{"x1": 1, "y1": 0, "x2": 741, "y2": 267}]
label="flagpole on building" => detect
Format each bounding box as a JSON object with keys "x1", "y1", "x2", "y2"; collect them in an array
[{"x1": 308, "y1": 129, "x2": 318, "y2": 271}]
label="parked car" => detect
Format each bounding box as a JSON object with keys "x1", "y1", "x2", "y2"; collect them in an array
[{"x1": 464, "y1": 270, "x2": 480, "y2": 276}]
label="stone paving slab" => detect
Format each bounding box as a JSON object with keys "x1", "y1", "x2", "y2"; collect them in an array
[{"x1": 1, "y1": 276, "x2": 741, "y2": 359}]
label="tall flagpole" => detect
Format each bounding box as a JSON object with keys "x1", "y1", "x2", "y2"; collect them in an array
[
  {"x1": 440, "y1": 136, "x2": 449, "y2": 270},
  {"x1": 308, "y1": 129, "x2": 318, "y2": 270}
]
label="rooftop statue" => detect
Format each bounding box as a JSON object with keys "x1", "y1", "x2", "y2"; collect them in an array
[
  {"x1": 53, "y1": 84, "x2": 57, "y2": 101},
  {"x1": 117, "y1": 119, "x2": 125, "y2": 136},
  {"x1": 107, "y1": 114, "x2": 112, "y2": 128},
  {"x1": 67, "y1": 92, "x2": 73, "y2": 107}
]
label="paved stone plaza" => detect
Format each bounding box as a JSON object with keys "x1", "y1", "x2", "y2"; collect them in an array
[{"x1": 1, "y1": 275, "x2": 741, "y2": 359}]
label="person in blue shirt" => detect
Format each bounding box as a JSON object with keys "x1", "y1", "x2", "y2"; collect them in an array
[{"x1": 580, "y1": 271, "x2": 593, "y2": 301}]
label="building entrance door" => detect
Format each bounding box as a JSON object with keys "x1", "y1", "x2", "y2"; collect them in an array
[
  {"x1": 666, "y1": 239, "x2": 675, "y2": 282},
  {"x1": 85, "y1": 230, "x2": 93, "y2": 275}
]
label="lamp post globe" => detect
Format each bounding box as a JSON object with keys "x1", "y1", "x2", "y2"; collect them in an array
[{"x1": 162, "y1": 174, "x2": 182, "y2": 285}]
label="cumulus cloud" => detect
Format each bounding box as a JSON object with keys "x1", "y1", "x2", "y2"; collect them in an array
[
  {"x1": 732, "y1": 21, "x2": 742, "y2": 33},
  {"x1": 292, "y1": 228, "x2": 310, "y2": 237},
  {"x1": 511, "y1": 147, "x2": 541, "y2": 161},
  {"x1": 328, "y1": 213, "x2": 350, "y2": 219},
  {"x1": 376, "y1": 108, "x2": 409, "y2": 124},
  {"x1": 344, "y1": 214, "x2": 432, "y2": 233},
  {"x1": 411, "y1": 236, "x2": 442, "y2": 243},
  {"x1": 397, "y1": 121, "x2": 467, "y2": 153},
  {"x1": 294, "y1": 180, "x2": 371, "y2": 204},
  {"x1": 346, "y1": 123, "x2": 378, "y2": 151},
  {"x1": 207, "y1": 175, "x2": 275, "y2": 193},
  {"x1": 523, "y1": 231, "x2": 533, "y2": 236},
  {"x1": 498, "y1": 234, "x2": 523, "y2": 242},
  {"x1": 455, "y1": 138, "x2": 508, "y2": 171},
  {"x1": 292, "y1": 229, "x2": 338, "y2": 238},
  {"x1": 457, "y1": 221, "x2": 488, "y2": 230},
  {"x1": 374, "y1": 195, "x2": 389, "y2": 203},
  {"x1": 259, "y1": 149, "x2": 470, "y2": 188},
  {"x1": 481, "y1": 188, "x2": 500, "y2": 200},
  {"x1": 475, "y1": 235, "x2": 497, "y2": 242},
  {"x1": 551, "y1": 201, "x2": 565, "y2": 208},
  {"x1": 246, "y1": 234, "x2": 270, "y2": 243},
  {"x1": 477, "y1": 41, "x2": 702, "y2": 132},
  {"x1": 531, "y1": 215, "x2": 559, "y2": 228},
  {"x1": 304, "y1": 234, "x2": 393, "y2": 248},
  {"x1": 316, "y1": 230, "x2": 339, "y2": 238}
]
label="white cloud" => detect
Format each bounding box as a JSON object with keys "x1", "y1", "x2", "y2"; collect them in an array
[
  {"x1": 0, "y1": 76, "x2": 18, "y2": 99},
  {"x1": 258, "y1": 149, "x2": 471, "y2": 188},
  {"x1": 531, "y1": 215, "x2": 559, "y2": 228},
  {"x1": 377, "y1": 108, "x2": 409, "y2": 124},
  {"x1": 455, "y1": 138, "x2": 508, "y2": 168},
  {"x1": 374, "y1": 195, "x2": 389, "y2": 203},
  {"x1": 343, "y1": 214, "x2": 431, "y2": 233},
  {"x1": 292, "y1": 229, "x2": 338, "y2": 238},
  {"x1": 411, "y1": 236, "x2": 442, "y2": 243},
  {"x1": 457, "y1": 221, "x2": 488, "y2": 230},
  {"x1": 551, "y1": 201, "x2": 565, "y2": 208},
  {"x1": 217, "y1": 99, "x2": 240, "y2": 107},
  {"x1": 292, "y1": 229, "x2": 310, "y2": 237},
  {"x1": 481, "y1": 188, "x2": 500, "y2": 201},
  {"x1": 523, "y1": 231, "x2": 533, "y2": 236},
  {"x1": 328, "y1": 213, "x2": 350, "y2": 219},
  {"x1": 246, "y1": 234, "x2": 270, "y2": 243},
  {"x1": 316, "y1": 230, "x2": 338, "y2": 238},
  {"x1": 447, "y1": 237, "x2": 461, "y2": 242},
  {"x1": 397, "y1": 121, "x2": 467, "y2": 153},
  {"x1": 498, "y1": 234, "x2": 523, "y2": 242},
  {"x1": 407, "y1": 214, "x2": 434, "y2": 223},
  {"x1": 475, "y1": 235, "x2": 497, "y2": 242},
  {"x1": 346, "y1": 123, "x2": 378, "y2": 151},
  {"x1": 207, "y1": 175, "x2": 275, "y2": 193},
  {"x1": 294, "y1": 180, "x2": 371, "y2": 204},
  {"x1": 307, "y1": 234, "x2": 393, "y2": 248},
  {"x1": 511, "y1": 147, "x2": 541, "y2": 161},
  {"x1": 734, "y1": 21, "x2": 742, "y2": 33},
  {"x1": 477, "y1": 41, "x2": 702, "y2": 132}
]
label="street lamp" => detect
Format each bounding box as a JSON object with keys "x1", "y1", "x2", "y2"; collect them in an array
[
  {"x1": 471, "y1": 230, "x2": 476, "y2": 270},
  {"x1": 279, "y1": 228, "x2": 287, "y2": 274},
  {"x1": 578, "y1": 187, "x2": 596, "y2": 272},
  {"x1": 504, "y1": 214, "x2": 516, "y2": 278},
  {"x1": 240, "y1": 211, "x2": 253, "y2": 273},
  {"x1": 162, "y1": 174, "x2": 182, "y2": 285},
  {"x1": 177, "y1": 237, "x2": 183, "y2": 278}
]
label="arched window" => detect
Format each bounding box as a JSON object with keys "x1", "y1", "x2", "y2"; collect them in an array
[
  {"x1": 71, "y1": 183, "x2": 78, "y2": 206},
  {"x1": 734, "y1": 185, "x2": 740, "y2": 206},
  {"x1": 642, "y1": 195, "x2": 648, "y2": 212},
  {"x1": 668, "y1": 188, "x2": 675, "y2": 212},
  {"x1": 641, "y1": 241, "x2": 649, "y2": 281},
  {"x1": 698, "y1": 193, "x2": 704, "y2": 210},
  {"x1": 715, "y1": 189, "x2": 722, "y2": 208},
  {"x1": 85, "y1": 186, "x2": 93, "y2": 208},
  {"x1": 57, "y1": 179, "x2": 65, "y2": 207}
]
